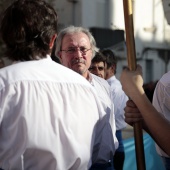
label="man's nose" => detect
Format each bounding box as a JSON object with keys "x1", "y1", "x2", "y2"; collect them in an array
[{"x1": 74, "y1": 49, "x2": 82, "y2": 58}]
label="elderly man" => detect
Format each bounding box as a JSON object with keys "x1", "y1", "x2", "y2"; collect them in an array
[{"x1": 55, "y1": 26, "x2": 118, "y2": 170}]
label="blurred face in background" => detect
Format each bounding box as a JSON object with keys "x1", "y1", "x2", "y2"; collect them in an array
[
  {"x1": 105, "y1": 64, "x2": 116, "y2": 80},
  {"x1": 89, "y1": 61, "x2": 106, "y2": 79},
  {"x1": 58, "y1": 32, "x2": 92, "y2": 78}
]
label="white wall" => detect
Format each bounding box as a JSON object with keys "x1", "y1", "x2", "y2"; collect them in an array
[{"x1": 81, "y1": 0, "x2": 106, "y2": 28}]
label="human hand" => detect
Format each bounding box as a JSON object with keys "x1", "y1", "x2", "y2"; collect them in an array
[
  {"x1": 124, "y1": 99, "x2": 143, "y2": 126},
  {"x1": 120, "y1": 65, "x2": 144, "y2": 100}
]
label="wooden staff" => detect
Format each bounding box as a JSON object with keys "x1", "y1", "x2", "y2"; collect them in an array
[{"x1": 123, "y1": 0, "x2": 146, "y2": 169}]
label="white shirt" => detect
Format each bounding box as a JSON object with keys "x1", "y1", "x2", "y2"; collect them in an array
[
  {"x1": 0, "y1": 56, "x2": 114, "y2": 170},
  {"x1": 107, "y1": 76, "x2": 128, "y2": 130},
  {"x1": 89, "y1": 73, "x2": 118, "y2": 150},
  {"x1": 152, "y1": 71, "x2": 170, "y2": 157}
]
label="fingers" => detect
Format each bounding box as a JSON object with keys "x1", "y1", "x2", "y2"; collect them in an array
[
  {"x1": 126, "y1": 99, "x2": 136, "y2": 108},
  {"x1": 125, "y1": 111, "x2": 143, "y2": 126},
  {"x1": 136, "y1": 64, "x2": 143, "y2": 76},
  {"x1": 125, "y1": 116, "x2": 143, "y2": 126},
  {"x1": 124, "y1": 99, "x2": 143, "y2": 125},
  {"x1": 121, "y1": 65, "x2": 144, "y2": 98},
  {"x1": 125, "y1": 111, "x2": 142, "y2": 119}
]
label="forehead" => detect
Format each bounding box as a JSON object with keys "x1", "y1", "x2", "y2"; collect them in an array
[
  {"x1": 62, "y1": 32, "x2": 91, "y2": 47},
  {"x1": 92, "y1": 61, "x2": 105, "y2": 67}
]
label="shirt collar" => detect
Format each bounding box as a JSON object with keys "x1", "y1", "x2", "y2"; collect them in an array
[
  {"x1": 107, "y1": 75, "x2": 116, "y2": 83},
  {"x1": 12, "y1": 54, "x2": 51, "y2": 65}
]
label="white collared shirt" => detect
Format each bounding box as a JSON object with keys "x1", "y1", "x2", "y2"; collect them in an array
[
  {"x1": 0, "y1": 56, "x2": 114, "y2": 170},
  {"x1": 152, "y1": 71, "x2": 170, "y2": 157},
  {"x1": 89, "y1": 73, "x2": 118, "y2": 151},
  {"x1": 107, "y1": 75, "x2": 128, "y2": 130}
]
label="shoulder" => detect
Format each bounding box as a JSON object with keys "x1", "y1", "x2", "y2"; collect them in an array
[
  {"x1": 158, "y1": 71, "x2": 170, "y2": 87},
  {"x1": 0, "y1": 57, "x2": 92, "y2": 91},
  {"x1": 107, "y1": 76, "x2": 122, "y2": 90},
  {"x1": 90, "y1": 73, "x2": 112, "y2": 98},
  {"x1": 91, "y1": 74, "x2": 110, "y2": 89}
]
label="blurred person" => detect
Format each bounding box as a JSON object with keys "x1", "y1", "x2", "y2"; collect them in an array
[
  {"x1": 120, "y1": 65, "x2": 170, "y2": 159},
  {"x1": 122, "y1": 64, "x2": 170, "y2": 170},
  {"x1": 0, "y1": 1, "x2": 113, "y2": 169},
  {"x1": 55, "y1": 26, "x2": 118, "y2": 170},
  {"x1": 89, "y1": 52, "x2": 106, "y2": 79},
  {"x1": 101, "y1": 49, "x2": 128, "y2": 170}
]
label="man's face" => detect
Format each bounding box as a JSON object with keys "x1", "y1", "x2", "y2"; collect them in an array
[
  {"x1": 58, "y1": 32, "x2": 93, "y2": 78},
  {"x1": 89, "y1": 62, "x2": 105, "y2": 79},
  {"x1": 105, "y1": 64, "x2": 116, "y2": 80}
]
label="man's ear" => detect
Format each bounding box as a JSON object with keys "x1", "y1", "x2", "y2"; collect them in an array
[
  {"x1": 111, "y1": 64, "x2": 116, "y2": 74},
  {"x1": 49, "y1": 34, "x2": 57, "y2": 49}
]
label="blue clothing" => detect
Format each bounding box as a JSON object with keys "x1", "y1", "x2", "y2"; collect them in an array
[
  {"x1": 161, "y1": 157, "x2": 170, "y2": 170},
  {"x1": 115, "y1": 130, "x2": 124, "y2": 152},
  {"x1": 89, "y1": 161, "x2": 114, "y2": 170},
  {"x1": 113, "y1": 130, "x2": 125, "y2": 170}
]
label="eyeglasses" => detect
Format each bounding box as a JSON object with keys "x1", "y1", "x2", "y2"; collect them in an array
[{"x1": 61, "y1": 47, "x2": 91, "y2": 54}]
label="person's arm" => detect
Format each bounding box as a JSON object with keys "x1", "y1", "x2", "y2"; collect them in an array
[{"x1": 120, "y1": 65, "x2": 170, "y2": 156}]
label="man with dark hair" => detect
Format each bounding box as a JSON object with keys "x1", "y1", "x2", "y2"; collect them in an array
[
  {"x1": 89, "y1": 52, "x2": 106, "y2": 79},
  {"x1": 0, "y1": 1, "x2": 110, "y2": 169},
  {"x1": 101, "y1": 49, "x2": 128, "y2": 170},
  {"x1": 101, "y1": 49, "x2": 117, "y2": 78}
]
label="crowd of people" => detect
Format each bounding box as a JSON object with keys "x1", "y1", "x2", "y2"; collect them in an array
[
  {"x1": 0, "y1": 0, "x2": 169, "y2": 170},
  {"x1": 0, "y1": 0, "x2": 114, "y2": 169}
]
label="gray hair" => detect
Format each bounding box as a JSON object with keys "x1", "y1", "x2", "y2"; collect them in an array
[{"x1": 55, "y1": 26, "x2": 99, "y2": 58}]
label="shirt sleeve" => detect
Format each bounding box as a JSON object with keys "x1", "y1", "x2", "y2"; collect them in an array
[
  {"x1": 152, "y1": 81, "x2": 170, "y2": 120},
  {"x1": 152, "y1": 80, "x2": 170, "y2": 157}
]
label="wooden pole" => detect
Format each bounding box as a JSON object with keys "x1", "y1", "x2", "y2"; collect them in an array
[{"x1": 123, "y1": 0, "x2": 146, "y2": 169}]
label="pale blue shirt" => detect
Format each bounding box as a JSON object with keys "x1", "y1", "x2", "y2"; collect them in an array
[
  {"x1": 107, "y1": 75, "x2": 128, "y2": 130},
  {"x1": 0, "y1": 56, "x2": 115, "y2": 170}
]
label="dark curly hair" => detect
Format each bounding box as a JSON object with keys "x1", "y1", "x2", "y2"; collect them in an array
[{"x1": 0, "y1": 0, "x2": 58, "y2": 61}]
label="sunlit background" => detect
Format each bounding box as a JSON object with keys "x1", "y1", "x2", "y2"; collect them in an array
[{"x1": 1, "y1": 0, "x2": 170, "y2": 84}]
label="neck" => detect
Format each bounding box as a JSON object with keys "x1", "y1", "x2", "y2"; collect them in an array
[{"x1": 79, "y1": 69, "x2": 89, "y2": 79}]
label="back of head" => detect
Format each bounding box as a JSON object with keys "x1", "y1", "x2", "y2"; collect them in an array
[
  {"x1": 0, "y1": 0, "x2": 58, "y2": 61},
  {"x1": 55, "y1": 26, "x2": 98, "y2": 58},
  {"x1": 101, "y1": 49, "x2": 117, "y2": 69}
]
